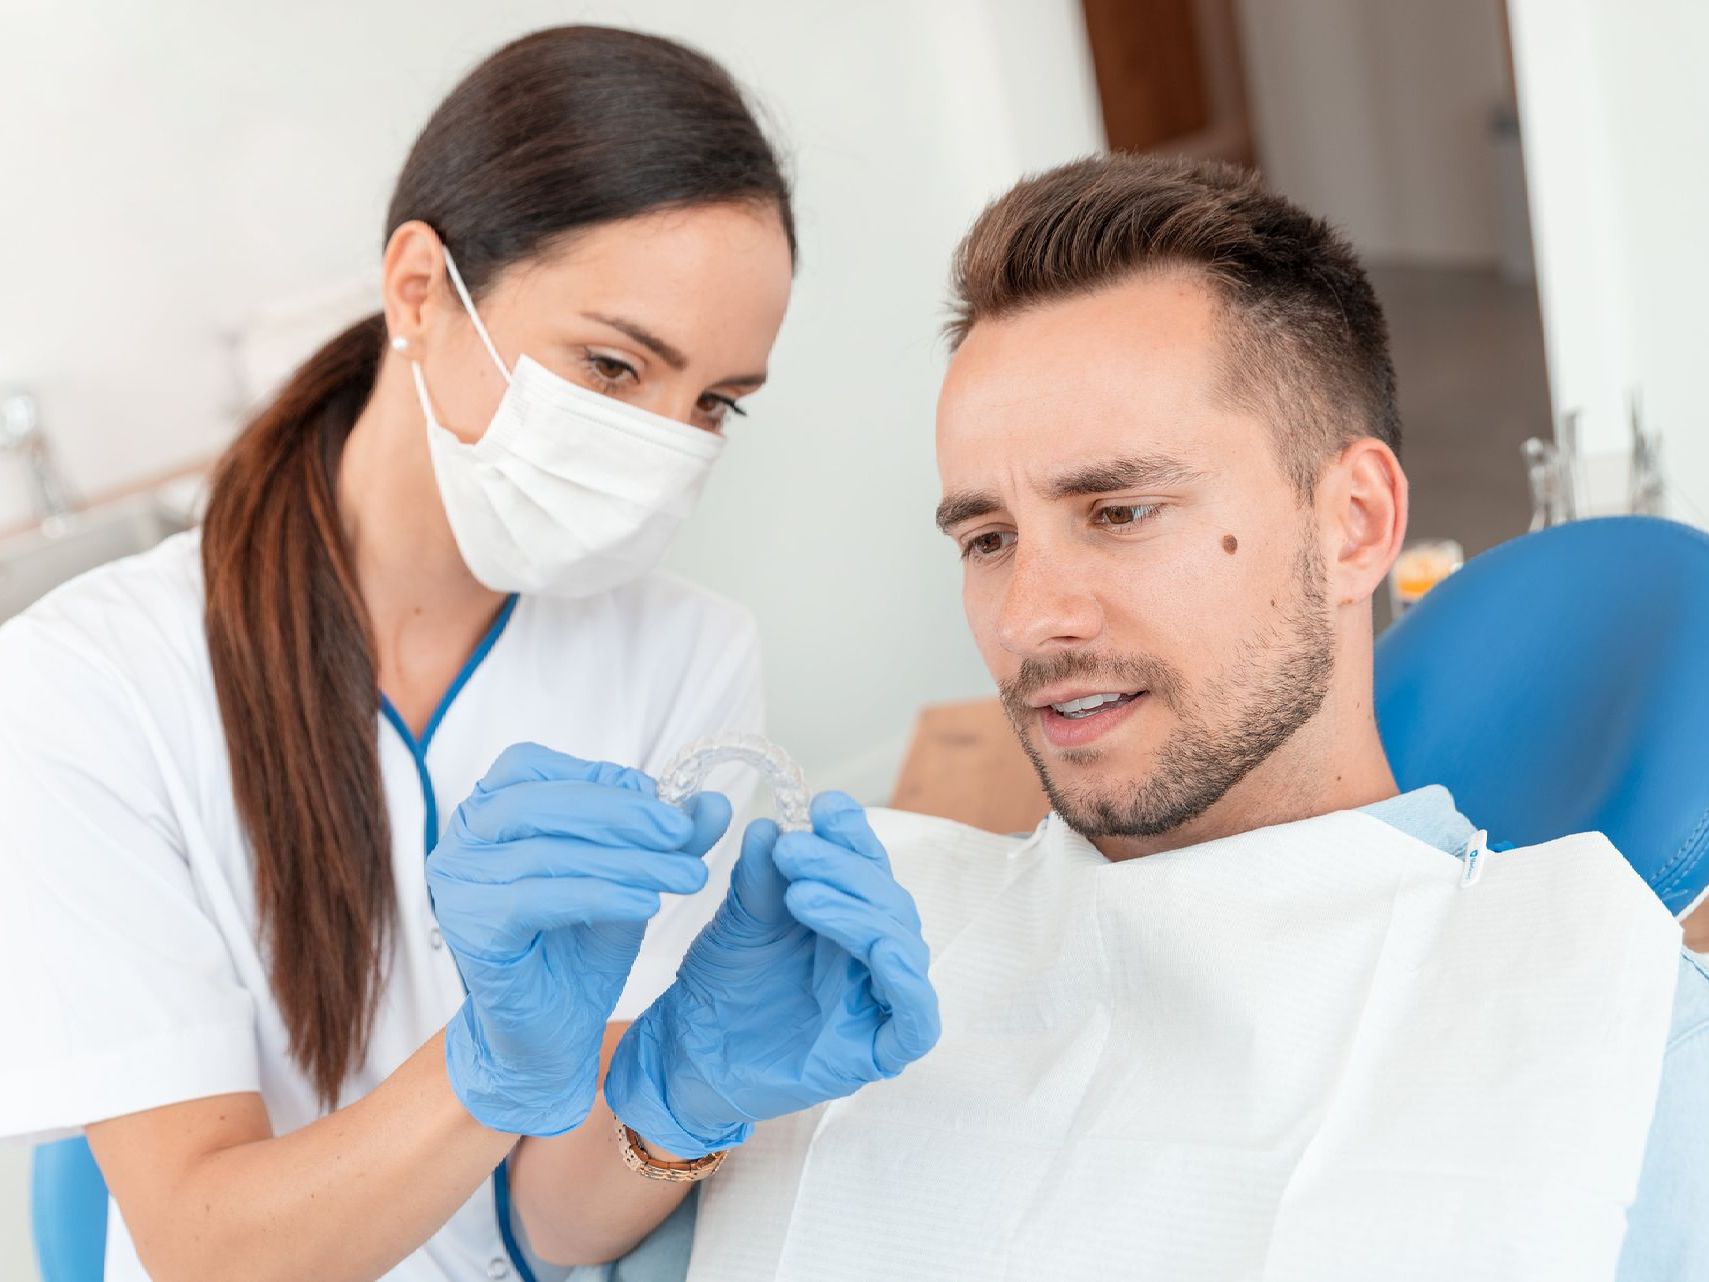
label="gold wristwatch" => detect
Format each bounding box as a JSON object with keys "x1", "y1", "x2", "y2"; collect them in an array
[{"x1": 615, "y1": 1120, "x2": 729, "y2": 1183}]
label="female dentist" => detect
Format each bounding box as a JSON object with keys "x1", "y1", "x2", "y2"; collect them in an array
[{"x1": 0, "y1": 25, "x2": 938, "y2": 1282}]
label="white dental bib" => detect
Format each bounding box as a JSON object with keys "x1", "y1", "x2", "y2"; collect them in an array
[{"x1": 690, "y1": 807, "x2": 1680, "y2": 1282}]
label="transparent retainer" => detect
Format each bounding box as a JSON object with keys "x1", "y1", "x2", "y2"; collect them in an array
[{"x1": 655, "y1": 733, "x2": 811, "y2": 831}]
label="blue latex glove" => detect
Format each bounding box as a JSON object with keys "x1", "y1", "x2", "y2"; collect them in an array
[
  {"x1": 427, "y1": 742, "x2": 731, "y2": 1136},
  {"x1": 605, "y1": 791, "x2": 940, "y2": 1159}
]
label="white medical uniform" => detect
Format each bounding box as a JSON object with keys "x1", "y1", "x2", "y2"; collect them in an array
[{"x1": 0, "y1": 529, "x2": 763, "y2": 1281}]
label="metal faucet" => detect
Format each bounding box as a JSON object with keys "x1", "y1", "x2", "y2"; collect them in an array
[
  {"x1": 1628, "y1": 394, "x2": 1667, "y2": 518},
  {"x1": 0, "y1": 388, "x2": 78, "y2": 521},
  {"x1": 1523, "y1": 408, "x2": 1583, "y2": 533}
]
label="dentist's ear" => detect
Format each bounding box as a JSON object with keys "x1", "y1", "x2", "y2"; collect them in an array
[
  {"x1": 1321, "y1": 437, "x2": 1408, "y2": 608},
  {"x1": 380, "y1": 219, "x2": 449, "y2": 355}
]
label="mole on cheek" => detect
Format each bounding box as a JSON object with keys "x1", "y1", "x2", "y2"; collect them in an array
[{"x1": 1221, "y1": 534, "x2": 1239, "y2": 555}]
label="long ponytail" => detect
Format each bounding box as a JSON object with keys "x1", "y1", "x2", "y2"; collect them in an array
[
  {"x1": 202, "y1": 314, "x2": 391, "y2": 1105},
  {"x1": 202, "y1": 25, "x2": 795, "y2": 1105}
]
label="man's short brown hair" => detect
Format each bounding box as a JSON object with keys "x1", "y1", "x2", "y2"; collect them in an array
[{"x1": 947, "y1": 153, "x2": 1400, "y2": 497}]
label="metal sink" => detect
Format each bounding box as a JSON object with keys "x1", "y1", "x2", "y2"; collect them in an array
[{"x1": 0, "y1": 489, "x2": 198, "y2": 623}]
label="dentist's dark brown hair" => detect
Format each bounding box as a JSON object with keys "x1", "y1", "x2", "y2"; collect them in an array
[{"x1": 200, "y1": 25, "x2": 795, "y2": 1106}]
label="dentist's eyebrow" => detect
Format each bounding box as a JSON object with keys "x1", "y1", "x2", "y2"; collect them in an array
[
  {"x1": 581, "y1": 311, "x2": 689, "y2": 371},
  {"x1": 935, "y1": 491, "x2": 1003, "y2": 532},
  {"x1": 581, "y1": 311, "x2": 769, "y2": 388},
  {"x1": 1047, "y1": 454, "x2": 1206, "y2": 499}
]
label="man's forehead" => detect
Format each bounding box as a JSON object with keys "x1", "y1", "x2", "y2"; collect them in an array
[{"x1": 936, "y1": 271, "x2": 1226, "y2": 477}]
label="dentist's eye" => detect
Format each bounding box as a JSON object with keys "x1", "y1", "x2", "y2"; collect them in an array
[
  {"x1": 584, "y1": 351, "x2": 638, "y2": 392},
  {"x1": 1093, "y1": 503, "x2": 1161, "y2": 529},
  {"x1": 695, "y1": 392, "x2": 748, "y2": 430},
  {"x1": 961, "y1": 530, "x2": 1017, "y2": 562}
]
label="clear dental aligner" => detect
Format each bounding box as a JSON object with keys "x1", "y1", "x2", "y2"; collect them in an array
[{"x1": 656, "y1": 733, "x2": 811, "y2": 831}]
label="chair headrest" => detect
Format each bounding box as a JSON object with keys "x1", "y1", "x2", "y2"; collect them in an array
[{"x1": 1375, "y1": 517, "x2": 1709, "y2": 915}]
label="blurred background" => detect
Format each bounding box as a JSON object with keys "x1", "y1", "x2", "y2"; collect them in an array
[{"x1": 1, "y1": 2, "x2": 1704, "y2": 1274}]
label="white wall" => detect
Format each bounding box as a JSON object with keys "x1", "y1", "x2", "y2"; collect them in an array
[
  {"x1": 0, "y1": 0, "x2": 1103, "y2": 778},
  {"x1": 658, "y1": 0, "x2": 1106, "y2": 791},
  {"x1": 0, "y1": 1154, "x2": 25, "y2": 1282},
  {"x1": 1507, "y1": 0, "x2": 1709, "y2": 526},
  {"x1": 0, "y1": 1, "x2": 1104, "y2": 1272},
  {"x1": 1237, "y1": 0, "x2": 1511, "y2": 265}
]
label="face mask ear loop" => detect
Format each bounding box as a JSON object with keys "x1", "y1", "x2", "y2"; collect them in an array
[
  {"x1": 440, "y1": 243, "x2": 513, "y2": 387},
  {"x1": 408, "y1": 360, "x2": 439, "y2": 429}
]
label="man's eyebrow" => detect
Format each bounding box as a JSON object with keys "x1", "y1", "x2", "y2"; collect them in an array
[
  {"x1": 935, "y1": 491, "x2": 1003, "y2": 532},
  {"x1": 935, "y1": 456, "x2": 1204, "y2": 532},
  {"x1": 1047, "y1": 454, "x2": 1206, "y2": 499}
]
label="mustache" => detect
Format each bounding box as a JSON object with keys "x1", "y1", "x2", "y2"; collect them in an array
[{"x1": 998, "y1": 650, "x2": 1185, "y2": 712}]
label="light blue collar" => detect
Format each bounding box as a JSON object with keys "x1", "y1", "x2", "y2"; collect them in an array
[{"x1": 1359, "y1": 784, "x2": 1477, "y2": 857}]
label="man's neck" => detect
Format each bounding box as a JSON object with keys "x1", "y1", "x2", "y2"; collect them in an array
[{"x1": 1091, "y1": 687, "x2": 1399, "y2": 862}]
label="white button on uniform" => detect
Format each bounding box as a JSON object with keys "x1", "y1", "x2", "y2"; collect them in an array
[
  {"x1": 430, "y1": 927, "x2": 444, "y2": 950},
  {"x1": 487, "y1": 1258, "x2": 511, "y2": 1279}
]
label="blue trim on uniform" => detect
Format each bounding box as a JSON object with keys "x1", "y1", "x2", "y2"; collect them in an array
[
  {"x1": 379, "y1": 594, "x2": 519, "y2": 855},
  {"x1": 493, "y1": 1159, "x2": 539, "y2": 1282},
  {"x1": 378, "y1": 699, "x2": 440, "y2": 855},
  {"x1": 377, "y1": 594, "x2": 536, "y2": 1282},
  {"x1": 422, "y1": 593, "x2": 520, "y2": 756}
]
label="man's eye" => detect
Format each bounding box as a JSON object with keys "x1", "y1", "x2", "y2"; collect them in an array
[
  {"x1": 961, "y1": 530, "x2": 1016, "y2": 561},
  {"x1": 1093, "y1": 503, "x2": 1159, "y2": 528}
]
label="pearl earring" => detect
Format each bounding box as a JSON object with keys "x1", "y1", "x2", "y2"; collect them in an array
[{"x1": 390, "y1": 334, "x2": 410, "y2": 353}]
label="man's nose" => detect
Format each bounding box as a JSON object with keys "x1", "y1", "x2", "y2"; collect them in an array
[{"x1": 994, "y1": 542, "x2": 1104, "y2": 655}]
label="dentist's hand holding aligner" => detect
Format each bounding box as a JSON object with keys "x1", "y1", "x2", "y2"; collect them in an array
[
  {"x1": 427, "y1": 742, "x2": 731, "y2": 1136},
  {"x1": 605, "y1": 791, "x2": 941, "y2": 1159}
]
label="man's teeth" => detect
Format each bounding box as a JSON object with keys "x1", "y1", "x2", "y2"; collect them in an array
[{"x1": 1050, "y1": 692, "x2": 1133, "y2": 718}]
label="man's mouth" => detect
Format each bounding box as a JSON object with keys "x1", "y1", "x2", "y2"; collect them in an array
[
  {"x1": 1044, "y1": 690, "x2": 1143, "y2": 719},
  {"x1": 1031, "y1": 687, "x2": 1149, "y2": 748}
]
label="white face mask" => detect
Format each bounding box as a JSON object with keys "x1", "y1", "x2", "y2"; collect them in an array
[{"x1": 408, "y1": 245, "x2": 726, "y2": 597}]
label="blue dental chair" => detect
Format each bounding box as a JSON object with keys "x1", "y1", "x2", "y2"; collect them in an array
[
  {"x1": 1375, "y1": 515, "x2": 1709, "y2": 914},
  {"x1": 31, "y1": 1135, "x2": 106, "y2": 1281},
  {"x1": 29, "y1": 517, "x2": 1709, "y2": 1280}
]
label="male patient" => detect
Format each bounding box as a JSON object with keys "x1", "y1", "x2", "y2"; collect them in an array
[{"x1": 671, "y1": 156, "x2": 1703, "y2": 1280}]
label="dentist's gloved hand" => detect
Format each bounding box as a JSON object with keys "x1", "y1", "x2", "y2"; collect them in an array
[
  {"x1": 427, "y1": 742, "x2": 731, "y2": 1137},
  {"x1": 604, "y1": 791, "x2": 940, "y2": 1159}
]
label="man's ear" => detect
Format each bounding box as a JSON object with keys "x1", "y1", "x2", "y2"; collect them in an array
[{"x1": 1321, "y1": 438, "x2": 1408, "y2": 608}]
